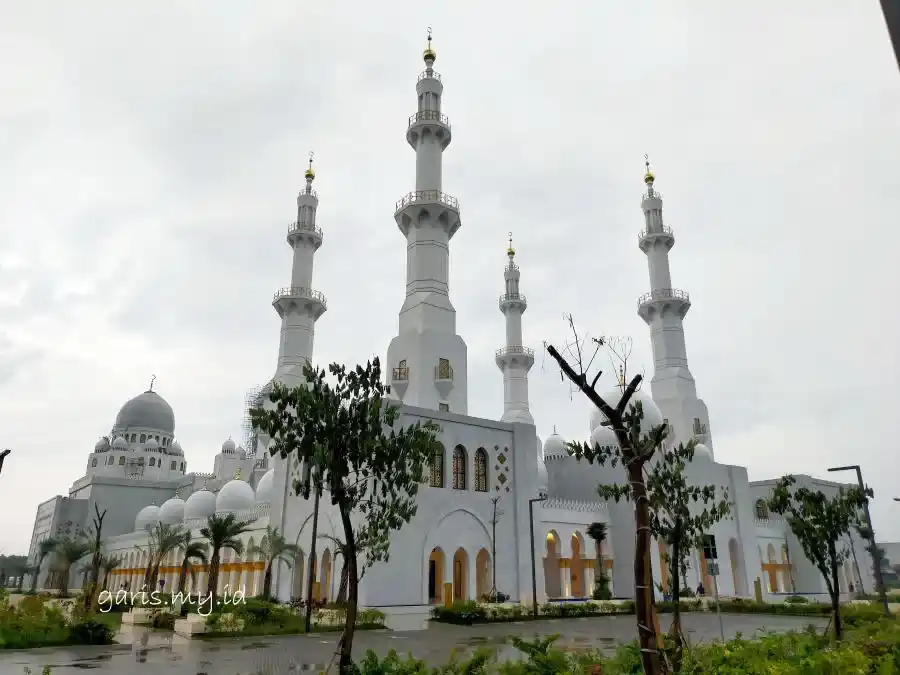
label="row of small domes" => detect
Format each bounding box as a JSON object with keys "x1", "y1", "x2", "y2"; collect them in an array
[
  {"x1": 541, "y1": 388, "x2": 712, "y2": 461},
  {"x1": 134, "y1": 468, "x2": 275, "y2": 531},
  {"x1": 95, "y1": 436, "x2": 248, "y2": 458}
]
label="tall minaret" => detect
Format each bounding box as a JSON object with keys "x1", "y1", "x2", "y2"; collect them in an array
[
  {"x1": 386, "y1": 31, "x2": 468, "y2": 414},
  {"x1": 636, "y1": 158, "x2": 713, "y2": 456},
  {"x1": 272, "y1": 154, "x2": 327, "y2": 383},
  {"x1": 496, "y1": 235, "x2": 534, "y2": 424}
]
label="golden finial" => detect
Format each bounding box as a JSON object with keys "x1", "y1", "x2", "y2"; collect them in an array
[
  {"x1": 304, "y1": 151, "x2": 315, "y2": 181},
  {"x1": 644, "y1": 154, "x2": 655, "y2": 185},
  {"x1": 423, "y1": 26, "x2": 436, "y2": 63},
  {"x1": 148, "y1": 374, "x2": 156, "y2": 392},
  {"x1": 618, "y1": 365, "x2": 626, "y2": 387},
  {"x1": 234, "y1": 467, "x2": 242, "y2": 480},
  {"x1": 507, "y1": 232, "x2": 515, "y2": 257}
]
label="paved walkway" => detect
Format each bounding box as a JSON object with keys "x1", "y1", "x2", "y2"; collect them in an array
[{"x1": 1, "y1": 613, "x2": 825, "y2": 674}]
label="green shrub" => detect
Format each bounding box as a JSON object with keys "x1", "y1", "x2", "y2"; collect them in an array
[
  {"x1": 784, "y1": 594, "x2": 809, "y2": 604},
  {"x1": 431, "y1": 600, "x2": 487, "y2": 625},
  {"x1": 149, "y1": 610, "x2": 176, "y2": 630}
]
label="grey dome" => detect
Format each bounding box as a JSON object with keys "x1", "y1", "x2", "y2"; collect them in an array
[
  {"x1": 115, "y1": 390, "x2": 175, "y2": 435},
  {"x1": 184, "y1": 490, "x2": 216, "y2": 520},
  {"x1": 158, "y1": 498, "x2": 185, "y2": 525},
  {"x1": 94, "y1": 437, "x2": 110, "y2": 453},
  {"x1": 111, "y1": 436, "x2": 128, "y2": 450},
  {"x1": 145, "y1": 438, "x2": 160, "y2": 452},
  {"x1": 169, "y1": 440, "x2": 184, "y2": 456},
  {"x1": 254, "y1": 469, "x2": 275, "y2": 503},
  {"x1": 135, "y1": 504, "x2": 160, "y2": 531},
  {"x1": 216, "y1": 479, "x2": 254, "y2": 513},
  {"x1": 221, "y1": 438, "x2": 237, "y2": 454}
]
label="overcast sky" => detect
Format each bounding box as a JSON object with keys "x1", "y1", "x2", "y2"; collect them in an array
[{"x1": 1, "y1": 2, "x2": 898, "y2": 554}]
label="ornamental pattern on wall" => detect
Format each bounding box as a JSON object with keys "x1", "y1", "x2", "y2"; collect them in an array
[{"x1": 494, "y1": 445, "x2": 511, "y2": 492}]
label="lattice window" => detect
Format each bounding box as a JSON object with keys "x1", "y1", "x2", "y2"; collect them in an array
[
  {"x1": 430, "y1": 444, "x2": 445, "y2": 488},
  {"x1": 453, "y1": 445, "x2": 467, "y2": 490},
  {"x1": 474, "y1": 448, "x2": 488, "y2": 492},
  {"x1": 755, "y1": 499, "x2": 769, "y2": 520}
]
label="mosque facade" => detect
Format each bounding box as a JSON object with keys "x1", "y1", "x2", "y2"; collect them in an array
[{"x1": 24, "y1": 39, "x2": 874, "y2": 607}]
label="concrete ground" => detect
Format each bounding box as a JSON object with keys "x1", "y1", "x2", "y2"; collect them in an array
[{"x1": 1, "y1": 613, "x2": 826, "y2": 674}]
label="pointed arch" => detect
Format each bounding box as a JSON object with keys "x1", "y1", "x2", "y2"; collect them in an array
[
  {"x1": 474, "y1": 448, "x2": 488, "y2": 492},
  {"x1": 427, "y1": 547, "x2": 445, "y2": 604},
  {"x1": 430, "y1": 443, "x2": 445, "y2": 488},
  {"x1": 452, "y1": 445, "x2": 467, "y2": 490},
  {"x1": 475, "y1": 548, "x2": 490, "y2": 598},
  {"x1": 452, "y1": 548, "x2": 469, "y2": 601},
  {"x1": 543, "y1": 530, "x2": 562, "y2": 599}
]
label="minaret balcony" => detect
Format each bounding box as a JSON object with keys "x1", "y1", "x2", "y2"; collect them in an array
[
  {"x1": 495, "y1": 346, "x2": 535, "y2": 370},
  {"x1": 394, "y1": 190, "x2": 461, "y2": 238},
  {"x1": 499, "y1": 292, "x2": 527, "y2": 312},
  {"x1": 286, "y1": 221, "x2": 323, "y2": 249},
  {"x1": 390, "y1": 366, "x2": 409, "y2": 400},
  {"x1": 638, "y1": 225, "x2": 674, "y2": 253},
  {"x1": 433, "y1": 363, "x2": 454, "y2": 398},
  {"x1": 637, "y1": 288, "x2": 690, "y2": 323},
  {"x1": 272, "y1": 286, "x2": 327, "y2": 320},
  {"x1": 407, "y1": 110, "x2": 451, "y2": 149},
  {"x1": 417, "y1": 69, "x2": 442, "y2": 82}
]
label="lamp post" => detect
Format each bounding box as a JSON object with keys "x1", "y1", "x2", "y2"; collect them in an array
[
  {"x1": 827, "y1": 465, "x2": 890, "y2": 615},
  {"x1": 0, "y1": 449, "x2": 9, "y2": 476},
  {"x1": 529, "y1": 493, "x2": 547, "y2": 618}
]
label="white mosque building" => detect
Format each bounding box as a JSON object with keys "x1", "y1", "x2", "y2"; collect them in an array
[{"x1": 25, "y1": 38, "x2": 875, "y2": 608}]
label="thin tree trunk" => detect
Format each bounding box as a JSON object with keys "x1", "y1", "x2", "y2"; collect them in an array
[
  {"x1": 206, "y1": 551, "x2": 220, "y2": 609},
  {"x1": 177, "y1": 563, "x2": 188, "y2": 596},
  {"x1": 629, "y1": 464, "x2": 664, "y2": 675},
  {"x1": 829, "y1": 545, "x2": 843, "y2": 640},
  {"x1": 669, "y1": 535, "x2": 684, "y2": 673},
  {"x1": 60, "y1": 566, "x2": 71, "y2": 597},
  {"x1": 262, "y1": 564, "x2": 273, "y2": 599},
  {"x1": 337, "y1": 502, "x2": 358, "y2": 672},
  {"x1": 337, "y1": 565, "x2": 349, "y2": 604}
]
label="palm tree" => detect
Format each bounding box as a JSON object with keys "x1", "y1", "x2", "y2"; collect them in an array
[
  {"x1": 247, "y1": 526, "x2": 300, "y2": 600},
  {"x1": 30, "y1": 537, "x2": 58, "y2": 592},
  {"x1": 140, "y1": 523, "x2": 186, "y2": 590},
  {"x1": 175, "y1": 535, "x2": 208, "y2": 596},
  {"x1": 587, "y1": 522, "x2": 610, "y2": 599},
  {"x1": 200, "y1": 513, "x2": 252, "y2": 606},
  {"x1": 100, "y1": 555, "x2": 121, "y2": 592},
  {"x1": 55, "y1": 536, "x2": 92, "y2": 597}
]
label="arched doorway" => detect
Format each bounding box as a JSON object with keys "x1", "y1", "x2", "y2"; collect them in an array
[
  {"x1": 728, "y1": 538, "x2": 748, "y2": 596},
  {"x1": 475, "y1": 548, "x2": 490, "y2": 599},
  {"x1": 570, "y1": 533, "x2": 586, "y2": 598},
  {"x1": 291, "y1": 549, "x2": 306, "y2": 600},
  {"x1": 765, "y1": 544, "x2": 778, "y2": 592},
  {"x1": 320, "y1": 549, "x2": 332, "y2": 602},
  {"x1": 427, "y1": 547, "x2": 445, "y2": 604},
  {"x1": 452, "y1": 548, "x2": 469, "y2": 601},
  {"x1": 543, "y1": 531, "x2": 561, "y2": 599}
]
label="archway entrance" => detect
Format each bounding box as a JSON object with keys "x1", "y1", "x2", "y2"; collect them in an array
[
  {"x1": 291, "y1": 549, "x2": 306, "y2": 600},
  {"x1": 729, "y1": 538, "x2": 748, "y2": 596},
  {"x1": 427, "y1": 548, "x2": 445, "y2": 604},
  {"x1": 320, "y1": 549, "x2": 332, "y2": 602},
  {"x1": 543, "y1": 531, "x2": 561, "y2": 598},
  {"x1": 570, "y1": 533, "x2": 586, "y2": 598},
  {"x1": 475, "y1": 549, "x2": 490, "y2": 599},
  {"x1": 452, "y1": 548, "x2": 469, "y2": 601}
]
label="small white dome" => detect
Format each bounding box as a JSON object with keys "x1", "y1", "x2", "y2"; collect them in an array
[
  {"x1": 235, "y1": 444, "x2": 247, "y2": 459},
  {"x1": 255, "y1": 469, "x2": 275, "y2": 503},
  {"x1": 112, "y1": 436, "x2": 128, "y2": 450},
  {"x1": 590, "y1": 424, "x2": 619, "y2": 450},
  {"x1": 134, "y1": 504, "x2": 160, "y2": 531},
  {"x1": 158, "y1": 498, "x2": 185, "y2": 525},
  {"x1": 169, "y1": 440, "x2": 183, "y2": 456},
  {"x1": 543, "y1": 432, "x2": 568, "y2": 459},
  {"x1": 592, "y1": 388, "x2": 664, "y2": 439},
  {"x1": 145, "y1": 438, "x2": 160, "y2": 451},
  {"x1": 94, "y1": 437, "x2": 110, "y2": 453},
  {"x1": 222, "y1": 438, "x2": 237, "y2": 454},
  {"x1": 216, "y1": 479, "x2": 254, "y2": 513},
  {"x1": 693, "y1": 443, "x2": 712, "y2": 462},
  {"x1": 183, "y1": 490, "x2": 217, "y2": 520}
]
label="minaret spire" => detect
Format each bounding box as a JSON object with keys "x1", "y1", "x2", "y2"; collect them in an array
[
  {"x1": 496, "y1": 234, "x2": 534, "y2": 424},
  {"x1": 386, "y1": 32, "x2": 468, "y2": 414},
  {"x1": 636, "y1": 158, "x2": 713, "y2": 456},
  {"x1": 272, "y1": 151, "x2": 327, "y2": 381}
]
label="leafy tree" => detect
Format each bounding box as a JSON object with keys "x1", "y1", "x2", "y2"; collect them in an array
[
  {"x1": 83, "y1": 504, "x2": 107, "y2": 611},
  {"x1": 251, "y1": 358, "x2": 440, "y2": 672},
  {"x1": 31, "y1": 538, "x2": 57, "y2": 592},
  {"x1": 247, "y1": 525, "x2": 300, "y2": 599},
  {"x1": 54, "y1": 536, "x2": 92, "y2": 597},
  {"x1": 767, "y1": 475, "x2": 867, "y2": 639},
  {"x1": 319, "y1": 529, "x2": 384, "y2": 605},
  {"x1": 586, "y1": 522, "x2": 611, "y2": 600},
  {"x1": 547, "y1": 323, "x2": 666, "y2": 675},
  {"x1": 175, "y1": 536, "x2": 207, "y2": 596},
  {"x1": 100, "y1": 554, "x2": 121, "y2": 592},
  {"x1": 200, "y1": 513, "x2": 252, "y2": 606}
]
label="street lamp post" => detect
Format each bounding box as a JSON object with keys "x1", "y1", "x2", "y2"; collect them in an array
[
  {"x1": 529, "y1": 493, "x2": 548, "y2": 618},
  {"x1": 0, "y1": 449, "x2": 10, "y2": 476},
  {"x1": 828, "y1": 465, "x2": 890, "y2": 615}
]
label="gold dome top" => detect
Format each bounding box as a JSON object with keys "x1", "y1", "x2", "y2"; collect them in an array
[
  {"x1": 507, "y1": 232, "x2": 515, "y2": 257},
  {"x1": 305, "y1": 152, "x2": 315, "y2": 180},
  {"x1": 423, "y1": 28, "x2": 436, "y2": 63},
  {"x1": 643, "y1": 154, "x2": 655, "y2": 184}
]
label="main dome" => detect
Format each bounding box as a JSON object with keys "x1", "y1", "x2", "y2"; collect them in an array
[{"x1": 115, "y1": 391, "x2": 175, "y2": 435}]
